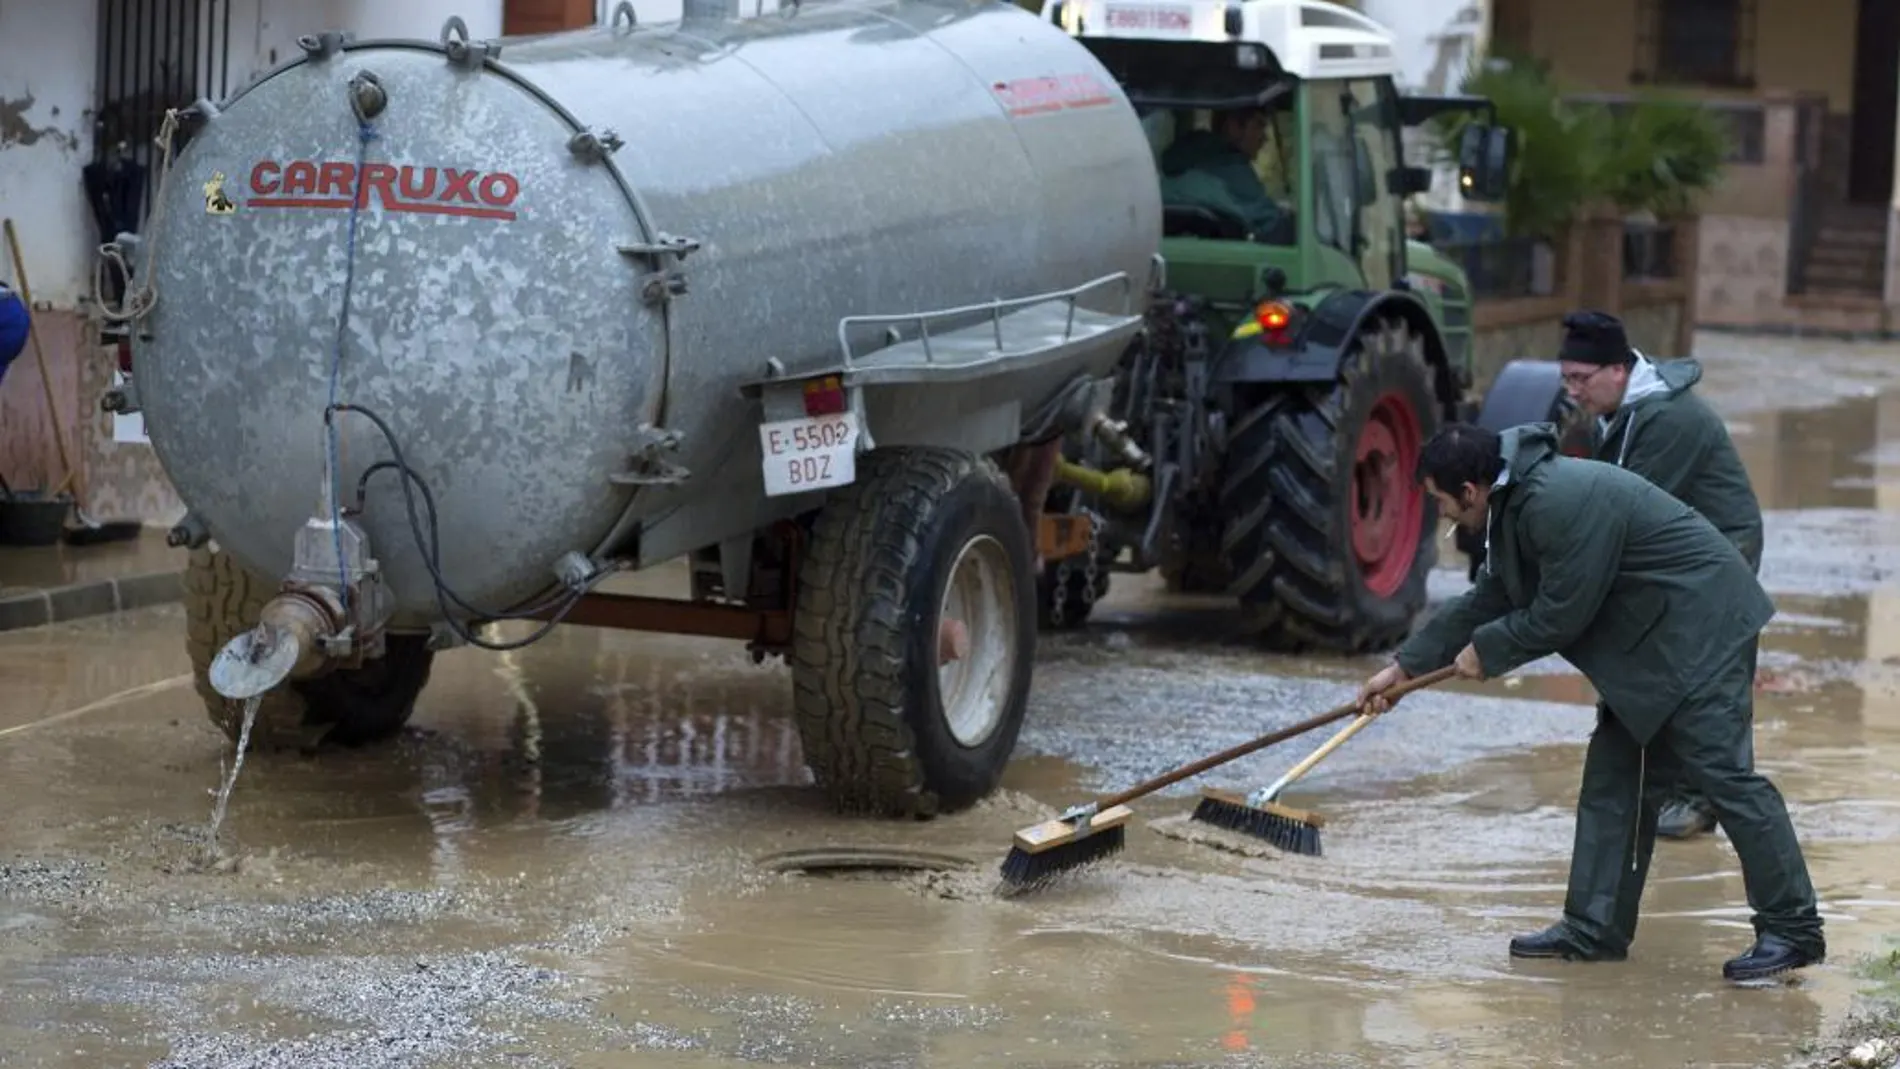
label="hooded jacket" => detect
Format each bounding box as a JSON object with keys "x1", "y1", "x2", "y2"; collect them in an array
[
  {"x1": 1395, "y1": 424, "x2": 1776, "y2": 745},
  {"x1": 1594, "y1": 354, "x2": 1763, "y2": 572}
]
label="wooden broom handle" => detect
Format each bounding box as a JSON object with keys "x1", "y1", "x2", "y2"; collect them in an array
[
  {"x1": 1095, "y1": 664, "x2": 1457, "y2": 811},
  {"x1": 1255, "y1": 711, "x2": 1378, "y2": 801}
]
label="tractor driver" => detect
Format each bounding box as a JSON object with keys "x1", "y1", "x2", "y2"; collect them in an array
[{"x1": 1158, "y1": 107, "x2": 1294, "y2": 244}]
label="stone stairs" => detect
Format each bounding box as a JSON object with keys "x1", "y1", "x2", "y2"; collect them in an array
[{"x1": 1798, "y1": 204, "x2": 1889, "y2": 300}]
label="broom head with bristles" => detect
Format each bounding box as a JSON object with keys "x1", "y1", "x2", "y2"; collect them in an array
[
  {"x1": 1190, "y1": 787, "x2": 1325, "y2": 856},
  {"x1": 997, "y1": 803, "x2": 1136, "y2": 892}
]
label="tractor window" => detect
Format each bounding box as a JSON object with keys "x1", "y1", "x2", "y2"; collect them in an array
[
  {"x1": 1146, "y1": 101, "x2": 1298, "y2": 246},
  {"x1": 1305, "y1": 79, "x2": 1404, "y2": 292}
]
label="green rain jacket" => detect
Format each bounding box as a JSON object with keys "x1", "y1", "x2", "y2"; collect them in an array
[
  {"x1": 1594, "y1": 354, "x2": 1764, "y2": 572},
  {"x1": 1157, "y1": 130, "x2": 1289, "y2": 241},
  {"x1": 1395, "y1": 425, "x2": 1776, "y2": 746}
]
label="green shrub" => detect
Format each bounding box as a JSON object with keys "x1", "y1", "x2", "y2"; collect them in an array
[
  {"x1": 1597, "y1": 93, "x2": 1732, "y2": 217},
  {"x1": 1431, "y1": 56, "x2": 1731, "y2": 235}
]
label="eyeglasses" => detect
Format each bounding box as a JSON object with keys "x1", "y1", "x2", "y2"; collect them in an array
[{"x1": 1559, "y1": 364, "x2": 1612, "y2": 388}]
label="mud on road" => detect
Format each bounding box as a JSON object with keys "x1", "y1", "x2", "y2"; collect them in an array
[{"x1": 5, "y1": 334, "x2": 1900, "y2": 1069}]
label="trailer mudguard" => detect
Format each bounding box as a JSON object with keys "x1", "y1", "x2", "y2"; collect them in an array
[
  {"x1": 1475, "y1": 358, "x2": 1572, "y2": 433},
  {"x1": 1212, "y1": 288, "x2": 1458, "y2": 417}
]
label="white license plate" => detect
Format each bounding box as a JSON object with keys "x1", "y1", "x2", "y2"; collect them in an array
[
  {"x1": 1105, "y1": 3, "x2": 1192, "y2": 30},
  {"x1": 759, "y1": 411, "x2": 860, "y2": 497}
]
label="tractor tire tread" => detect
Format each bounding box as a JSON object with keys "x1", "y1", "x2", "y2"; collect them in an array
[{"x1": 1218, "y1": 317, "x2": 1441, "y2": 653}]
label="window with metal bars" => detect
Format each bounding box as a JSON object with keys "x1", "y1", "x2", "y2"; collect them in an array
[
  {"x1": 88, "y1": 0, "x2": 232, "y2": 257},
  {"x1": 1634, "y1": 0, "x2": 1757, "y2": 88}
]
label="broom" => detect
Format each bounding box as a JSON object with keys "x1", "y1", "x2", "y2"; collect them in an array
[
  {"x1": 1191, "y1": 665, "x2": 1457, "y2": 854},
  {"x1": 996, "y1": 670, "x2": 1448, "y2": 892}
]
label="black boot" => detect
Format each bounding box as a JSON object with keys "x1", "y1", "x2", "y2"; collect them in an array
[
  {"x1": 1656, "y1": 796, "x2": 1718, "y2": 840},
  {"x1": 1722, "y1": 934, "x2": 1823, "y2": 982},
  {"x1": 1509, "y1": 923, "x2": 1626, "y2": 962}
]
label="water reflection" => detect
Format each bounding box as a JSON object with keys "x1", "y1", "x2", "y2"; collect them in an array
[{"x1": 407, "y1": 623, "x2": 810, "y2": 828}]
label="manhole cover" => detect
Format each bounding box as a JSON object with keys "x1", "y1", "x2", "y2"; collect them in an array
[{"x1": 756, "y1": 847, "x2": 974, "y2": 876}]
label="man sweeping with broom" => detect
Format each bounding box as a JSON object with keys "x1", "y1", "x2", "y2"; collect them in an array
[{"x1": 1358, "y1": 421, "x2": 1824, "y2": 983}]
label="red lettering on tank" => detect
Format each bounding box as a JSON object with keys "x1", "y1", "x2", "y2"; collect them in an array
[
  {"x1": 992, "y1": 72, "x2": 1114, "y2": 118},
  {"x1": 398, "y1": 165, "x2": 437, "y2": 200},
  {"x1": 243, "y1": 158, "x2": 522, "y2": 221},
  {"x1": 478, "y1": 173, "x2": 520, "y2": 207},
  {"x1": 439, "y1": 169, "x2": 480, "y2": 204},
  {"x1": 282, "y1": 161, "x2": 320, "y2": 196},
  {"x1": 358, "y1": 163, "x2": 398, "y2": 209},
  {"x1": 318, "y1": 162, "x2": 355, "y2": 197}
]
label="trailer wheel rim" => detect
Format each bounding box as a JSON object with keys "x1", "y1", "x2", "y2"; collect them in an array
[
  {"x1": 1351, "y1": 391, "x2": 1424, "y2": 598},
  {"x1": 937, "y1": 534, "x2": 1017, "y2": 749}
]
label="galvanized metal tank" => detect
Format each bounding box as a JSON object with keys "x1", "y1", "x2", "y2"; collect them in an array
[{"x1": 133, "y1": 0, "x2": 1162, "y2": 627}]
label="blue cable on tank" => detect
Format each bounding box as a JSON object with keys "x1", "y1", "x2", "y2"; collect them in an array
[{"x1": 326, "y1": 118, "x2": 381, "y2": 618}]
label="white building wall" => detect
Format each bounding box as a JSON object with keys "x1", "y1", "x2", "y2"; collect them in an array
[
  {"x1": 0, "y1": 0, "x2": 104, "y2": 307},
  {"x1": 2, "y1": 0, "x2": 696, "y2": 308}
]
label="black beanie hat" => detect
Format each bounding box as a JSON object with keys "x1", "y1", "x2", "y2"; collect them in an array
[{"x1": 1558, "y1": 310, "x2": 1632, "y2": 366}]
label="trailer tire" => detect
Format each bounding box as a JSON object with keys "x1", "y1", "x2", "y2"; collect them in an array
[
  {"x1": 1219, "y1": 317, "x2": 1441, "y2": 652},
  {"x1": 184, "y1": 547, "x2": 435, "y2": 750},
  {"x1": 792, "y1": 448, "x2": 1037, "y2": 818}
]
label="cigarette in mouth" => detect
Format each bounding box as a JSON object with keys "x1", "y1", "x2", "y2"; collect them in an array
[{"x1": 1442, "y1": 525, "x2": 1456, "y2": 541}]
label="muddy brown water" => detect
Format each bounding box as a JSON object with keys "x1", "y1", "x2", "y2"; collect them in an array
[{"x1": 3, "y1": 337, "x2": 1900, "y2": 1068}]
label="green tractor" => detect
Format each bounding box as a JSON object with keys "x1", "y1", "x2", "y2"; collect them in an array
[{"x1": 1031, "y1": 0, "x2": 1513, "y2": 650}]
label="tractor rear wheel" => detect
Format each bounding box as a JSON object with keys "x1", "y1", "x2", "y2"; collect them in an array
[
  {"x1": 1218, "y1": 317, "x2": 1441, "y2": 652},
  {"x1": 791, "y1": 448, "x2": 1037, "y2": 818},
  {"x1": 184, "y1": 546, "x2": 435, "y2": 751}
]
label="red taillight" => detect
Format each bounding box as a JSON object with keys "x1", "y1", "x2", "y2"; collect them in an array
[
  {"x1": 115, "y1": 339, "x2": 133, "y2": 375},
  {"x1": 1253, "y1": 300, "x2": 1297, "y2": 345},
  {"x1": 802, "y1": 374, "x2": 846, "y2": 417}
]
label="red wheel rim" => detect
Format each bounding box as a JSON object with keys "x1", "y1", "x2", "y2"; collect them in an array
[{"x1": 1351, "y1": 391, "x2": 1424, "y2": 598}]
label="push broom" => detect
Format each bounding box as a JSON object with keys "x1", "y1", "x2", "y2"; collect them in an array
[
  {"x1": 996, "y1": 664, "x2": 1454, "y2": 892},
  {"x1": 1191, "y1": 665, "x2": 1457, "y2": 855}
]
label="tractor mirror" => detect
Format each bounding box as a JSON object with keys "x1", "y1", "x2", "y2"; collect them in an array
[{"x1": 1457, "y1": 123, "x2": 1513, "y2": 202}]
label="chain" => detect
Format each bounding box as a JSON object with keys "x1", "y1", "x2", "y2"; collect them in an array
[
  {"x1": 1044, "y1": 510, "x2": 1104, "y2": 627},
  {"x1": 93, "y1": 108, "x2": 182, "y2": 326}
]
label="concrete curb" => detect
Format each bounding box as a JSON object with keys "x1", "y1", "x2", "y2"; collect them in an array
[{"x1": 0, "y1": 570, "x2": 184, "y2": 633}]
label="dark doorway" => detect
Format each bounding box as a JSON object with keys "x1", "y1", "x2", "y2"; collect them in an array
[{"x1": 1847, "y1": 0, "x2": 1898, "y2": 204}]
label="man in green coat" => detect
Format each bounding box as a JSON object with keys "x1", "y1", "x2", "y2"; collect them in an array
[
  {"x1": 1157, "y1": 108, "x2": 1294, "y2": 244},
  {"x1": 1557, "y1": 310, "x2": 1765, "y2": 841},
  {"x1": 1359, "y1": 422, "x2": 1824, "y2": 981}
]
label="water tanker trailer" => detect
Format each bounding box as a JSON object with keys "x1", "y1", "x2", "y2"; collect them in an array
[{"x1": 110, "y1": 0, "x2": 1164, "y2": 817}]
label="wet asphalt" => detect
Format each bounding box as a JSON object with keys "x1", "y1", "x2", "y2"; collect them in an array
[{"x1": 3, "y1": 333, "x2": 1900, "y2": 1068}]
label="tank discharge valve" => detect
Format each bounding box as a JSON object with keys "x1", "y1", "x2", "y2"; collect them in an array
[{"x1": 207, "y1": 511, "x2": 394, "y2": 701}]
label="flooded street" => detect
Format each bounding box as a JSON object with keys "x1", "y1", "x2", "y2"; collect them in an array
[{"x1": 4, "y1": 335, "x2": 1900, "y2": 1068}]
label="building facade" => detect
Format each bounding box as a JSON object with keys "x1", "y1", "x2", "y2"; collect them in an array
[{"x1": 1490, "y1": 0, "x2": 1900, "y2": 334}]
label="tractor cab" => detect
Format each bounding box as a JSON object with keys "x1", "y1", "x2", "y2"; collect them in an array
[{"x1": 1043, "y1": 0, "x2": 1512, "y2": 327}]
